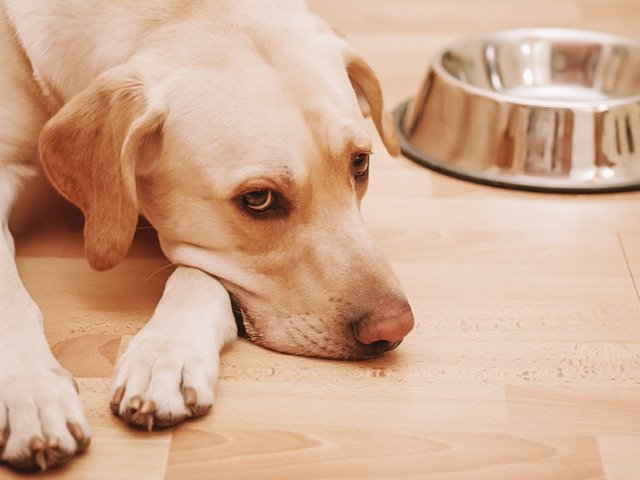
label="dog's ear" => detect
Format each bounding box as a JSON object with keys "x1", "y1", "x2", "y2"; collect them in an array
[
  {"x1": 345, "y1": 54, "x2": 400, "y2": 156},
  {"x1": 40, "y1": 66, "x2": 165, "y2": 271}
]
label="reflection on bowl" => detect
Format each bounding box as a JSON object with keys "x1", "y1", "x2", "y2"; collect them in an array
[{"x1": 396, "y1": 29, "x2": 640, "y2": 193}]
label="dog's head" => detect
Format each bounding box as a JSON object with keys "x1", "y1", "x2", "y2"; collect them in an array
[{"x1": 39, "y1": 18, "x2": 413, "y2": 359}]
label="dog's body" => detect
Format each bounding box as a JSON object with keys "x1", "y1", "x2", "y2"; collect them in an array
[{"x1": 0, "y1": 0, "x2": 413, "y2": 471}]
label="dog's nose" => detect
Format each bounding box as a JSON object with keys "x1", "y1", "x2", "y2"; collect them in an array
[{"x1": 354, "y1": 300, "x2": 414, "y2": 349}]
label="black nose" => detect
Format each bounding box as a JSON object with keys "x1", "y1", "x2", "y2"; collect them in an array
[{"x1": 353, "y1": 299, "x2": 414, "y2": 349}]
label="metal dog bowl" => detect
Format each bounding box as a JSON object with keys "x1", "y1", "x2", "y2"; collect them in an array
[{"x1": 396, "y1": 29, "x2": 640, "y2": 193}]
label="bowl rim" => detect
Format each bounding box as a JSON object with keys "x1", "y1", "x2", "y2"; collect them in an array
[{"x1": 431, "y1": 27, "x2": 640, "y2": 110}]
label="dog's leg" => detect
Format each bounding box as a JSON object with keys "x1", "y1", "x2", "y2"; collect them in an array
[
  {"x1": 0, "y1": 168, "x2": 92, "y2": 471},
  {"x1": 110, "y1": 266, "x2": 237, "y2": 429},
  {"x1": 0, "y1": 7, "x2": 91, "y2": 472}
]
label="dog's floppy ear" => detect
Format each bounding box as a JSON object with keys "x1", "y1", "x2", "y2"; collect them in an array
[
  {"x1": 345, "y1": 54, "x2": 400, "y2": 156},
  {"x1": 40, "y1": 65, "x2": 165, "y2": 271}
]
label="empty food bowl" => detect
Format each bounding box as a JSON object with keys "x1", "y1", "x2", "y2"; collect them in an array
[{"x1": 395, "y1": 28, "x2": 640, "y2": 192}]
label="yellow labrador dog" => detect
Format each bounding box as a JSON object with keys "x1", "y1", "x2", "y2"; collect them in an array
[{"x1": 0, "y1": 0, "x2": 414, "y2": 471}]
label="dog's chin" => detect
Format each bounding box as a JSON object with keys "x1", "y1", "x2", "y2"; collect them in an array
[
  {"x1": 247, "y1": 334, "x2": 398, "y2": 361},
  {"x1": 229, "y1": 296, "x2": 400, "y2": 360}
]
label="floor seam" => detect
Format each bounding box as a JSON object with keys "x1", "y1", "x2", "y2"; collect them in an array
[{"x1": 617, "y1": 233, "x2": 640, "y2": 305}]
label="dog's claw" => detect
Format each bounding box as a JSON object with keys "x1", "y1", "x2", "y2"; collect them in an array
[
  {"x1": 34, "y1": 450, "x2": 47, "y2": 471},
  {"x1": 28, "y1": 437, "x2": 48, "y2": 471},
  {"x1": 46, "y1": 436, "x2": 60, "y2": 449},
  {"x1": 182, "y1": 387, "x2": 210, "y2": 417},
  {"x1": 29, "y1": 436, "x2": 46, "y2": 452},
  {"x1": 139, "y1": 400, "x2": 156, "y2": 431},
  {"x1": 145, "y1": 414, "x2": 154, "y2": 432},
  {"x1": 112, "y1": 386, "x2": 125, "y2": 404},
  {"x1": 129, "y1": 395, "x2": 142, "y2": 411},
  {"x1": 110, "y1": 386, "x2": 125, "y2": 414},
  {"x1": 183, "y1": 387, "x2": 197, "y2": 407},
  {"x1": 140, "y1": 400, "x2": 155, "y2": 415},
  {"x1": 67, "y1": 421, "x2": 90, "y2": 451}
]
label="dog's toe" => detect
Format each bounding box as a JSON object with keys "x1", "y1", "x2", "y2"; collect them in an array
[
  {"x1": 66, "y1": 421, "x2": 91, "y2": 452},
  {"x1": 109, "y1": 385, "x2": 125, "y2": 416},
  {"x1": 0, "y1": 408, "x2": 6, "y2": 453},
  {"x1": 182, "y1": 387, "x2": 211, "y2": 418}
]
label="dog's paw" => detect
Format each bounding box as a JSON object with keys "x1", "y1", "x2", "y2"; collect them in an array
[
  {"x1": 0, "y1": 365, "x2": 91, "y2": 471},
  {"x1": 110, "y1": 334, "x2": 217, "y2": 430}
]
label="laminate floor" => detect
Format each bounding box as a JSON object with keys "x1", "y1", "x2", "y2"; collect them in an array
[{"x1": 4, "y1": 1, "x2": 640, "y2": 478}]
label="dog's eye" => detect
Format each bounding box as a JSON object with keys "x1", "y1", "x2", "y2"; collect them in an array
[
  {"x1": 352, "y1": 153, "x2": 370, "y2": 178},
  {"x1": 242, "y1": 189, "x2": 274, "y2": 213}
]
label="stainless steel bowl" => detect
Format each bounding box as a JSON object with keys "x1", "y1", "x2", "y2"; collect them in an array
[{"x1": 395, "y1": 29, "x2": 640, "y2": 193}]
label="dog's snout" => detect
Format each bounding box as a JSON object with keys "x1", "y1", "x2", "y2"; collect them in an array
[{"x1": 354, "y1": 299, "x2": 414, "y2": 349}]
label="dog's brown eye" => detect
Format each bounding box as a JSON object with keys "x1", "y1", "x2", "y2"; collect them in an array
[
  {"x1": 242, "y1": 189, "x2": 274, "y2": 213},
  {"x1": 353, "y1": 153, "x2": 370, "y2": 178}
]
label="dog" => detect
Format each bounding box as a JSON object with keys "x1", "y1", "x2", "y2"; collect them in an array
[{"x1": 0, "y1": 0, "x2": 414, "y2": 471}]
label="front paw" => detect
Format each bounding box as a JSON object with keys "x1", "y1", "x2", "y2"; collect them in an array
[
  {"x1": 110, "y1": 334, "x2": 217, "y2": 430},
  {"x1": 0, "y1": 366, "x2": 91, "y2": 471}
]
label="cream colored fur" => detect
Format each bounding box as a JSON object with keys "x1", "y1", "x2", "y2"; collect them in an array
[{"x1": 0, "y1": 0, "x2": 410, "y2": 471}]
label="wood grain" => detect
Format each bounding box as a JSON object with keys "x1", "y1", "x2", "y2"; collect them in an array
[{"x1": 4, "y1": 0, "x2": 640, "y2": 478}]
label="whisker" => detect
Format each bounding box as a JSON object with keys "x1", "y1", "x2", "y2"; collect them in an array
[{"x1": 144, "y1": 262, "x2": 176, "y2": 281}]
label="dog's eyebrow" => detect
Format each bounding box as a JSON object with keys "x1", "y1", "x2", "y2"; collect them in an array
[
  {"x1": 349, "y1": 136, "x2": 372, "y2": 153},
  {"x1": 219, "y1": 165, "x2": 298, "y2": 198},
  {"x1": 339, "y1": 136, "x2": 372, "y2": 164},
  {"x1": 278, "y1": 167, "x2": 295, "y2": 185},
  {"x1": 334, "y1": 122, "x2": 372, "y2": 158}
]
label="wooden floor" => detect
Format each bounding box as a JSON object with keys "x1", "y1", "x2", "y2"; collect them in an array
[{"x1": 5, "y1": 1, "x2": 640, "y2": 478}]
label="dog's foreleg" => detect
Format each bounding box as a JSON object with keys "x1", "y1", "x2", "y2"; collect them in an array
[
  {"x1": 109, "y1": 266, "x2": 237, "y2": 429},
  {"x1": 0, "y1": 169, "x2": 91, "y2": 471},
  {"x1": 0, "y1": 5, "x2": 92, "y2": 469}
]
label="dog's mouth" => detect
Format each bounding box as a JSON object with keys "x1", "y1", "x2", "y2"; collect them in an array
[
  {"x1": 227, "y1": 292, "x2": 401, "y2": 360},
  {"x1": 229, "y1": 294, "x2": 248, "y2": 338}
]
